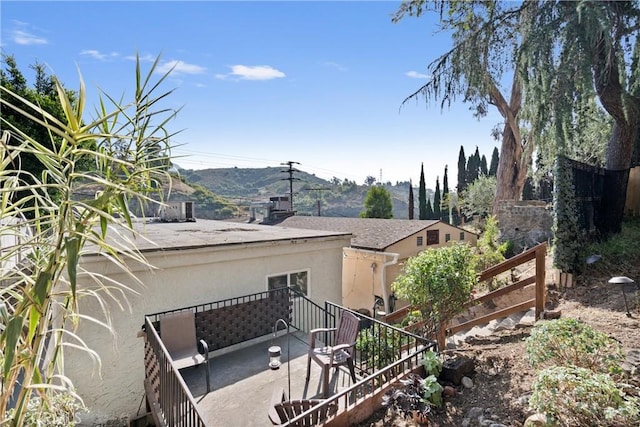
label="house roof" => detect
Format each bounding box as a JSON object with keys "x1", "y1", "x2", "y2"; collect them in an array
[
  {"x1": 274, "y1": 216, "x2": 442, "y2": 251},
  {"x1": 88, "y1": 219, "x2": 352, "y2": 255}
]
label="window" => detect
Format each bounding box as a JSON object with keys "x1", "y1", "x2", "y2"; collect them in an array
[
  {"x1": 417, "y1": 236, "x2": 423, "y2": 246},
  {"x1": 268, "y1": 270, "x2": 309, "y2": 296},
  {"x1": 426, "y1": 230, "x2": 439, "y2": 245},
  {"x1": 460, "y1": 232, "x2": 465, "y2": 241},
  {"x1": 445, "y1": 233, "x2": 451, "y2": 242}
]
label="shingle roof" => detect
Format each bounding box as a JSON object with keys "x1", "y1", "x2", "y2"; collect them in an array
[{"x1": 275, "y1": 216, "x2": 441, "y2": 250}]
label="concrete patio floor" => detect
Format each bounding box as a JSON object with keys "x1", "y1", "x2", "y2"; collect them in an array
[{"x1": 180, "y1": 331, "x2": 360, "y2": 427}]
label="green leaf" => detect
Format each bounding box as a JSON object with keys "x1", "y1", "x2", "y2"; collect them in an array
[
  {"x1": 3, "y1": 316, "x2": 24, "y2": 381},
  {"x1": 27, "y1": 306, "x2": 40, "y2": 343},
  {"x1": 66, "y1": 237, "x2": 80, "y2": 297},
  {"x1": 33, "y1": 271, "x2": 52, "y2": 307}
]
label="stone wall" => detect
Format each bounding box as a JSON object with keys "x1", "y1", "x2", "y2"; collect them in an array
[{"x1": 496, "y1": 200, "x2": 553, "y2": 252}]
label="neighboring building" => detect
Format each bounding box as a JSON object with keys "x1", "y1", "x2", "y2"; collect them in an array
[
  {"x1": 274, "y1": 217, "x2": 478, "y2": 316},
  {"x1": 66, "y1": 219, "x2": 350, "y2": 425}
]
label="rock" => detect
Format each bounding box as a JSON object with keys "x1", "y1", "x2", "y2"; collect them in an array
[
  {"x1": 517, "y1": 393, "x2": 532, "y2": 406},
  {"x1": 621, "y1": 348, "x2": 640, "y2": 377},
  {"x1": 443, "y1": 385, "x2": 456, "y2": 397},
  {"x1": 541, "y1": 310, "x2": 562, "y2": 320},
  {"x1": 524, "y1": 413, "x2": 549, "y2": 426},
  {"x1": 467, "y1": 406, "x2": 484, "y2": 419},
  {"x1": 440, "y1": 355, "x2": 475, "y2": 385},
  {"x1": 462, "y1": 376, "x2": 474, "y2": 389},
  {"x1": 517, "y1": 308, "x2": 536, "y2": 326}
]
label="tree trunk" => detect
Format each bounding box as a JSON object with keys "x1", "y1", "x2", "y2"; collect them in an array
[
  {"x1": 491, "y1": 74, "x2": 528, "y2": 214},
  {"x1": 597, "y1": 122, "x2": 639, "y2": 234},
  {"x1": 590, "y1": 27, "x2": 640, "y2": 234}
]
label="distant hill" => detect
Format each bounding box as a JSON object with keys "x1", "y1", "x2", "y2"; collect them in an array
[{"x1": 178, "y1": 167, "x2": 434, "y2": 220}]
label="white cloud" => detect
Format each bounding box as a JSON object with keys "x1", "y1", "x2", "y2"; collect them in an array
[
  {"x1": 125, "y1": 53, "x2": 156, "y2": 63},
  {"x1": 12, "y1": 30, "x2": 47, "y2": 45},
  {"x1": 226, "y1": 65, "x2": 285, "y2": 81},
  {"x1": 323, "y1": 61, "x2": 347, "y2": 72},
  {"x1": 405, "y1": 70, "x2": 430, "y2": 79},
  {"x1": 156, "y1": 60, "x2": 206, "y2": 75},
  {"x1": 80, "y1": 50, "x2": 119, "y2": 61}
]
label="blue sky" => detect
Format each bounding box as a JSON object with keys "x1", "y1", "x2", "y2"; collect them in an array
[{"x1": 1, "y1": 1, "x2": 502, "y2": 189}]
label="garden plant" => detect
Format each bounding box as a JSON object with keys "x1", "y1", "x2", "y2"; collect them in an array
[{"x1": 0, "y1": 54, "x2": 177, "y2": 425}]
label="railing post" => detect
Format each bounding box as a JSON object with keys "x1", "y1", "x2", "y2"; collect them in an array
[{"x1": 535, "y1": 244, "x2": 547, "y2": 320}]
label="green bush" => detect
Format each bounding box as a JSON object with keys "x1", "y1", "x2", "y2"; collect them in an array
[
  {"x1": 525, "y1": 318, "x2": 624, "y2": 375},
  {"x1": 392, "y1": 243, "x2": 477, "y2": 338},
  {"x1": 530, "y1": 366, "x2": 640, "y2": 427}
]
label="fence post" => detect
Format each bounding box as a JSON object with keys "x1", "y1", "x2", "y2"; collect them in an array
[
  {"x1": 535, "y1": 244, "x2": 547, "y2": 319},
  {"x1": 436, "y1": 323, "x2": 446, "y2": 351}
]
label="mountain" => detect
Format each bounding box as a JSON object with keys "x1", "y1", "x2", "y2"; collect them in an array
[{"x1": 177, "y1": 167, "x2": 431, "y2": 220}]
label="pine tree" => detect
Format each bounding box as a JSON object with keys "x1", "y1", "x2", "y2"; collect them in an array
[
  {"x1": 419, "y1": 163, "x2": 427, "y2": 220},
  {"x1": 489, "y1": 147, "x2": 499, "y2": 176},
  {"x1": 433, "y1": 177, "x2": 441, "y2": 219},
  {"x1": 408, "y1": 179, "x2": 415, "y2": 219},
  {"x1": 457, "y1": 146, "x2": 467, "y2": 193}
]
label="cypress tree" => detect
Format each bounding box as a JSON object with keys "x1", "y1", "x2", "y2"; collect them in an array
[
  {"x1": 408, "y1": 179, "x2": 415, "y2": 219},
  {"x1": 419, "y1": 163, "x2": 427, "y2": 220},
  {"x1": 467, "y1": 146, "x2": 481, "y2": 184},
  {"x1": 457, "y1": 146, "x2": 467, "y2": 193},
  {"x1": 426, "y1": 198, "x2": 434, "y2": 220},
  {"x1": 433, "y1": 177, "x2": 441, "y2": 219},
  {"x1": 480, "y1": 154, "x2": 488, "y2": 176},
  {"x1": 489, "y1": 147, "x2": 499, "y2": 176},
  {"x1": 442, "y1": 166, "x2": 449, "y2": 222}
]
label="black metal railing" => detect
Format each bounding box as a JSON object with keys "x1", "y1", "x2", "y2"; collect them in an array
[
  {"x1": 283, "y1": 342, "x2": 433, "y2": 426},
  {"x1": 143, "y1": 317, "x2": 206, "y2": 427},
  {"x1": 324, "y1": 302, "x2": 435, "y2": 377}
]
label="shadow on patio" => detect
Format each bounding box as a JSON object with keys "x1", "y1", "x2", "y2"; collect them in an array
[{"x1": 183, "y1": 331, "x2": 361, "y2": 426}]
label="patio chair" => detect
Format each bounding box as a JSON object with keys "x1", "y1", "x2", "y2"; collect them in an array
[
  {"x1": 160, "y1": 310, "x2": 211, "y2": 393},
  {"x1": 305, "y1": 310, "x2": 359, "y2": 398},
  {"x1": 268, "y1": 387, "x2": 338, "y2": 426}
]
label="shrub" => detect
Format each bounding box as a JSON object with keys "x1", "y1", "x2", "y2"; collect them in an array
[
  {"x1": 392, "y1": 243, "x2": 477, "y2": 338},
  {"x1": 421, "y1": 350, "x2": 442, "y2": 377},
  {"x1": 525, "y1": 318, "x2": 624, "y2": 375},
  {"x1": 530, "y1": 366, "x2": 640, "y2": 427},
  {"x1": 356, "y1": 326, "x2": 407, "y2": 372}
]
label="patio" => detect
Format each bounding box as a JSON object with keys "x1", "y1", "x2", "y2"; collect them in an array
[
  {"x1": 182, "y1": 331, "x2": 359, "y2": 426},
  {"x1": 143, "y1": 289, "x2": 436, "y2": 426}
]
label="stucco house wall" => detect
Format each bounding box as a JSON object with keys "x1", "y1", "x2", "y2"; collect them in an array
[
  {"x1": 276, "y1": 217, "x2": 477, "y2": 316},
  {"x1": 65, "y1": 220, "x2": 350, "y2": 425}
]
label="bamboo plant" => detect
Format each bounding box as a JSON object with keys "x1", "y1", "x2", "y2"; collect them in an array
[{"x1": 0, "y1": 55, "x2": 177, "y2": 425}]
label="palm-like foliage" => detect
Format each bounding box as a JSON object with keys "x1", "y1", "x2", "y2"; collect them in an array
[{"x1": 0, "y1": 55, "x2": 177, "y2": 425}]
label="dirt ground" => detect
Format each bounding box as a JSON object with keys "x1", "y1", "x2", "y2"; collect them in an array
[{"x1": 357, "y1": 263, "x2": 640, "y2": 427}]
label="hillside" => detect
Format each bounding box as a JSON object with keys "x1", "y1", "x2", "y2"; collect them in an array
[{"x1": 178, "y1": 167, "x2": 433, "y2": 219}]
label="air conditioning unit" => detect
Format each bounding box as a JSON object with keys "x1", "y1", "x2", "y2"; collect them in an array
[{"x1": 159, "y1": 201, "x2": 195, "y2": 222}]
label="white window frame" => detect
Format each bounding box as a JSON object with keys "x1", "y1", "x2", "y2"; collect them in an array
[{"x1": 267, "y1": 269, "x2": 310, "y2": 297}]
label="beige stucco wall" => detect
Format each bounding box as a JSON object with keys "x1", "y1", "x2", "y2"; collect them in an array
[
  {"x1": 342, "y1": 223, "x2": 478, "y2": 316},
  {"x1": 66, "y1": 235, "x2": 348, "y2": 425}
]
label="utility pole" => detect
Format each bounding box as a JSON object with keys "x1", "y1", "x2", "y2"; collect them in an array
[
  {"x1": 280, "y1": 161, "x2": 301, "y2": 211},
  {"x1": 306, "y1": 187, "x2": 330, "y2": 216}
]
